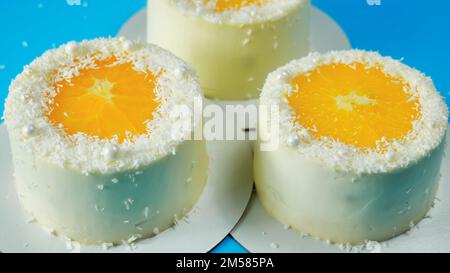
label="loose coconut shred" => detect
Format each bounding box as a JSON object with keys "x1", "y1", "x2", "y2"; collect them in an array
[
  {"x1": 169, "y1": 0, "x2": 309, "y2": 25},
  {"x1": 4, "y1": 38, "x2": 202, "y2": 174},
  {"x1": 260, "y1": 50, "x2": 448, "y2": 175}
]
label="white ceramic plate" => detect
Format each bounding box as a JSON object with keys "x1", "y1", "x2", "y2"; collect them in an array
[
  {"x1": 117, "y1": 6, "x2": 351, "y2": 53},
  {"x1": 0, "y1": 125, "x2": 254, "y2": 253},
  {"x1": 231, "y1": 126, "x2": 450, "y2": 253}
]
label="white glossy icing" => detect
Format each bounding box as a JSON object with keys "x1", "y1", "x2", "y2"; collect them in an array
[{"x1": 11, "y1": 136, "x2": 208, "y2": 245}]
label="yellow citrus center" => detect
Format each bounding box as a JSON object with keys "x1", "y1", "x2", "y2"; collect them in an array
[
  {"x1": 47, "y1": 57, "x2": 160, "y2": 142},
  {"x1": 288, "y1": 63, "x2": 420, "y2": 149},
  {"x1": 208, "y1": 0, "x2": 263, "y2": 12}
]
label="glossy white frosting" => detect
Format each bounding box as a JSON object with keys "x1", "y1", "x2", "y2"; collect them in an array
[
  {"x1": 11, "y1": 137, "x2": 208, "y2": 245},
  {"x1": 254, "y1": 139, "x2": 445, "y2": 244}
]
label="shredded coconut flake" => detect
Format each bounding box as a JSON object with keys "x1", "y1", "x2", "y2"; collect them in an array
[
  {"x1": 4, "y1": 38, "x2": 203, "y2": 174},
  {"x1": 260, "y1": 50, "x2": 448, "y2": 174},
  {"x1": 167, "y1": 0, "x2": 308, "y2": 25}
]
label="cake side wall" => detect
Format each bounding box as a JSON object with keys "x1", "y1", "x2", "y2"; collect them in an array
[
  {"x1": 147, "y1": 0, "x2": 310, "y2": 100},
  {"x1": 9, "y1": 134, "x2": 209, "y2": 245},
  {"x1": 253, "y1": 132, "x2": 446, "y2": 244}
]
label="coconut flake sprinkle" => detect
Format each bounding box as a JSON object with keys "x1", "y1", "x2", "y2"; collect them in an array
[
  {"x1": 167, "y1": 0, "x2": 308, "y2": 25},
  {"x1": 4, "y1": 38, "x2": 202, "y2": 174},
  {"x1": 260, "y1": 50, "x2": 448, "y2": 174}
]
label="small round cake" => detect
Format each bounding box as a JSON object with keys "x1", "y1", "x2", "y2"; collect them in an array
[
  {"x1": 255, "y1": 50, "x2": 448, "y2": 244},
  {"x1": 4, "y1": 38, "x2": 209, "y2": 245},
  {"x1": 147, "y1": 0, "x2": 310, "y2": 100}
]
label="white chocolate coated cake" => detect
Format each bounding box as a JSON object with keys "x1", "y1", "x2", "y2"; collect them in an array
[
  {"x1": 255, "y1": 50, "x2": 448, "y2": 244},
  {"x1": 4, "y1": 38, "x2": 209, "y2": 245},
  {"x1": 147, "y1": 0, "x2": 310, "y2": 100}
]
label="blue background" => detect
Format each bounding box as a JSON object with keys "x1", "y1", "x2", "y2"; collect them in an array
[{"x1": 0, "y1": 0, "x2": 449, "y2": 253}]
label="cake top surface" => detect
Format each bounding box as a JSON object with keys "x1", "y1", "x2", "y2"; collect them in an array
[
  {"x1": 4, "y1": 38, "x2": 202, "y2": 174},
  {"x1": 167, "y1": 0, "x2": 309, "y2": 25},
  {"x1": 260, "y1": 50, "x2": 448, "y2": 174}
]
